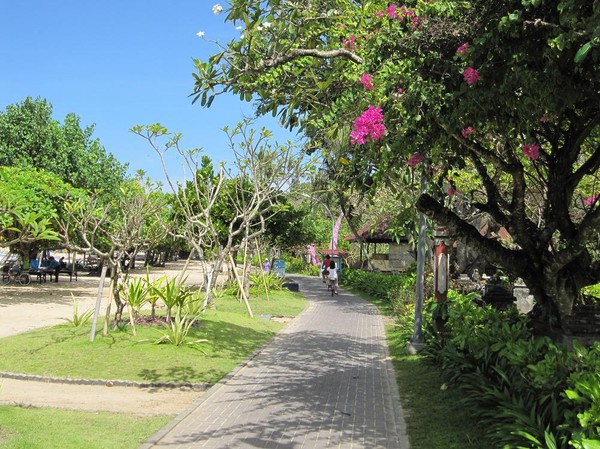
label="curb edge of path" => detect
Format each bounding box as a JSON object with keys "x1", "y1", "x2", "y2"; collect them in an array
[{"x1": 139, "y1": 282, "x2": 314, "y2": 449}]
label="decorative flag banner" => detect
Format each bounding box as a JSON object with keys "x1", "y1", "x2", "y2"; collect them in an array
[
  {"x1": 309, "y1": 243, "x2": 319, "y2": 266},
  {"x1": 330, "y1": 212, "x2": 344, "y2": 251}
]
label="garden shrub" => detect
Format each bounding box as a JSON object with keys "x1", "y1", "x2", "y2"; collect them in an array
[
  {"x1": 283, "y1": 255, "x2": 310, "y2": 274},
  {"x1": 249, "y1": 271, "x2": 284, "y2": 292},
  {"x1": 424, "y1": 291, "x2": 600, "y2": 448},
  {"x1": 341, "y1": 268, "x2": 415, "y2": 302}
]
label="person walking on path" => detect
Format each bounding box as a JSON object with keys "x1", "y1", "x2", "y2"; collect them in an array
[{"x1": 141, "y1": 275, "x2": 409, "y2": 449}]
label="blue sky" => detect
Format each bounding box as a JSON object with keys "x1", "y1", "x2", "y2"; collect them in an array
[{"x1": 0, "y1": 1, "x2": 298, "y2": 182}]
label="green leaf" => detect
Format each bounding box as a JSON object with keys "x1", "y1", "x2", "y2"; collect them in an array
[
  {"x1": 581, "y1": 438, "x2": 600, "y2": 449},
  {"x1": 575, "y1": 42, "x2": 592, "y2": 64}
]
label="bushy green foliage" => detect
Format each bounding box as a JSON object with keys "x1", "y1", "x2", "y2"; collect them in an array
[
  {"x1": 148, "y1": 275, "x2": 191, "y2": 323},
  {"x1": 424, "y1": 291, "x2": 600, "y2": 448},
  {"x1": 342, "y1": 268, "x2": 415, "y2": 301},
  {"x1": 249, "y1": 271, "x2": 284, "y2": 292},
  {"x1": 153, "y1": 308, "x2": 207, "y2": 347},
  {"x1": 582, "y1": 283, "x2": 600, "y2": 302},
  {"x1": 121, "y1": 276, "x2": 147, "y2": 316},
  {"x1": 282, "y1": 255, "x2": 310, "y2": 274}
]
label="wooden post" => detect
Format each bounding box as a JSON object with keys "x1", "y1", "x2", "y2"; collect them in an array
[
  {"x1": 229, "y1": 253, "x2": 254, "y2": 318},
  {"x1": 102, "y1": 276, "x2": 114, "y2": 336},
  {"x1": 89, "y1": 265, "x2": 108, "y2": 342}
]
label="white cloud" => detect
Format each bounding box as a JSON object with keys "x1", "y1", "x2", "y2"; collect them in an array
[{"x1": 196, "y1": 31, "x2": 205, "y2": 38}]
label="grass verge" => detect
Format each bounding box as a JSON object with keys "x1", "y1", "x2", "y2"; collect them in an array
[
  {"x1": 344, "y1": 285, "x2": 487, "y2": 449},
  {"x1": 0, "y1": 405, "x2": 170, "y2": 449},
  {"x1": 386, "y1": 326, "x2": 487, "y2": 449}
]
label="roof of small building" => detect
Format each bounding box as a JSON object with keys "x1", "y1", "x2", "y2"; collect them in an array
[{"x1": 344, "y1": 221, "x2": 407, "y2": 244}]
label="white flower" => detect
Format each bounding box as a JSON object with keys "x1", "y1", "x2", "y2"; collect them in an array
[
  {"x1": 196, "y1": 31, "x2": 205, "y2": 38},
  {"x1": 212, "y1": 4, "x2": 223, "y2": 15},
  {"x1": 262, "y1": 21, "x2": 273, "y2": 29}
]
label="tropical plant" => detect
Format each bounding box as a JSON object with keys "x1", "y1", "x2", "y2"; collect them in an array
[
  {"x1": 133, "y1": 120, "x2": 309, "y2": 311},
  {"x1": 182, "y1": 288, "x2": 205, "y2": 317},
  {"x1": 423, "y1": 290, "x2": 600, "y2": 448},
  {"x1": 61, "y1": 296, "x2": 94, "y2": 327},
  {"x1": 249, "y1": 271, "x2": 283, "y2": 292},
  {"x1": 121, "y1": 276, "x2": 147, "y2": 316},
  {"x1": 149, "y1": 275, "x2": 191, "y2": 323},
  {"x1": 153, "y1": 308, "x2": 207, "y2": 347}
]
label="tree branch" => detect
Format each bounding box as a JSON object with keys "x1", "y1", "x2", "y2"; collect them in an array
[
  {"x1": 263, "y1": 48, "x2": 363, "y2": 68},
  {"x1": 416, "y1": 193, "x2": 529, "y2": 275}
]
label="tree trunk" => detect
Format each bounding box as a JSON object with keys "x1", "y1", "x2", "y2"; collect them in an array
[
  {"x1": 110, "y1": 264, "x2": 126, "y2": 328},
  {"x1": 416, "y1": 192, "x2": 589, "y2": 335}
]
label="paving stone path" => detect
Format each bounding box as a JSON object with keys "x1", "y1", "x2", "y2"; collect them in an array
[{"x1": 141, "y1": 275, "x2": 409, "y2": 449}]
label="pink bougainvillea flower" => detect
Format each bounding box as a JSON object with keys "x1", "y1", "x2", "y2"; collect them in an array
[
  {"x1": 375, "y1": 9, "x2": 385, "y2": 18},
  {"x1": 406, "y1": 152, "x2": 424, "y2": 168},
  {"x1": 397, "y1": 87, "x2": 404, "y2": 93},
  {"x1": 521, "y1": 143, "x2": 540, "y2": 160},
  {"x1": 461, "y1": 126, "x2": 475, "y2": 138},
  {"x1": 456, "y1": 43, "x2": 469, "y2": 55},
  {"x1": 359, "y1": 73, "x2": 374, "y2": 90},
  {"x1": 583, "y1": 194, "x2": 599, "y2": 207},
  {"x1": 463, "y1": 67, "x2": 479, "y2": 85},
  {"x1": 539, "y1": 114, "x2": 550, "y2": 123},
  {"x1": 387, "y1": 4, "x2": 398, "y2": 18},
  {"x1": 343, "y1": 35, "x2": 356, "y2": 50},
  {"x1": 350, "y1": 106, "x2": 387, "y2": 145},
  {"x1": 447, "y1": 187, "x2": 458, "y2": 197}
]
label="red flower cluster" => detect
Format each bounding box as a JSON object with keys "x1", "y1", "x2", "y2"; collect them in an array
[
  {"x1": 359, "y1": 73, "x2": 374, "y2": 90},
  {"x1": 521, "y1": 143, "x2": 540, "y2": 160},
  {"x1": 461, "y1": 126, "x2": 475, "y2": 137},
  {"x1": 463, "y1": 67, "x2": 479, "y2": 85},
  {"x1": 375, "y1": 4, "x2": 420, "y2": 28},
  {"x1": 584, "y1": 195, "x2": 599, "y2": 207},
  {"x1": 406, "y1": 152, "x2": 424, "y2": 168}
]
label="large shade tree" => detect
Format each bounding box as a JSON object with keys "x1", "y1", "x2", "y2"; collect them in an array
[
  {"x1": 192, "y1": 0, "x2": 599, "y2": 331},
  {"x1": 0, "y1": 166, "x2": 73, "y2": 258},
  {"x1": 0, "y1": 97, "x2": 127, "y2": 193}
]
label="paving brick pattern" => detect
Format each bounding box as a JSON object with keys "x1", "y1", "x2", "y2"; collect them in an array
[{"x1": 141, "y1": 275, "x2": 409, "y2": 449}]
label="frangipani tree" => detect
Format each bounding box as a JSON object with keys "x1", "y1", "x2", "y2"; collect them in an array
[
  {"x1": 193, "y1": 0, "x2": 599, "y2": 331},
  {"x1": 133, "y1": 120, "x2": 308, "y2": 311},
  {"x1": 59, "y1": 176, "x2": 169, "y2": 327}
]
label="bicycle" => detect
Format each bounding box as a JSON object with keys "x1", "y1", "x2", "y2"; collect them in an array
[{"x1": 2, "y1": 267, "x2": 31, "y2": 285}]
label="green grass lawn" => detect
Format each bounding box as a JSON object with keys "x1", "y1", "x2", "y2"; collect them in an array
[
  {"x1": 0, "y1": 406, "x2": 171, "y2": 449},
  {"x1": 0, "y1": 290, "x2": 307, "y2": 449},
  {"x1": 0, "y1": 291, "x2": 306, "y2": 383}
]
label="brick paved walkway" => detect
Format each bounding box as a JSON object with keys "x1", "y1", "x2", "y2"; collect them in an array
[{"x1": 141, "y1": 275, "x2": 409, "y2": 448}]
